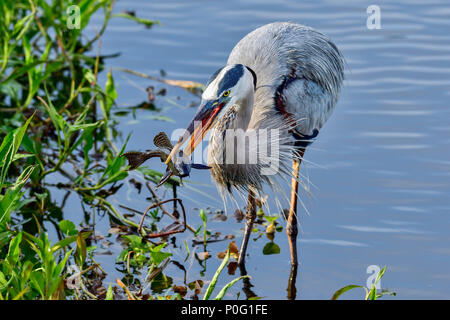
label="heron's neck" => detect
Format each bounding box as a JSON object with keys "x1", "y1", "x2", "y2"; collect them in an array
[{"x1": 224, "y1": 95, "x2": 254, "y2": 131}]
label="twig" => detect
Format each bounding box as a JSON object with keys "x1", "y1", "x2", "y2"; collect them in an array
[
  {"x1": 146, "y1": 182, "x2": 196, "y2": 233},
  {"x1": 113, "y1": 67, "x2": 204, "y2": 96},
  {"x1": 78, "y1": 274, "x2": 98, "y2": 300},
  {"x1": 138, "y1": 198, "x2": 187, "y2": 238},
  {"x1": 118, "y1": 204, "x2": 143, "y2": 215},
  {"x1": 116, "y1": 278, "x2": 136, "y2": 300}
]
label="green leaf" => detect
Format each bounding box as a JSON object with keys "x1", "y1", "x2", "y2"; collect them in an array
[
  {"x1": 1, "y1": 60, "x2": 47, "y2": 84},
  {"x1": 68, "y1": 121, "x2": 101, "y2": 134},
  {"x1": 0, "y1": 230, "x2": 14, "y2": 247},
  {"x1": 52, "y1": 233, "x2": 85, "y2": 253},
  {"x1": 194, "y1": 225, "x2": 203, "y2": 237},
  {"x1": 76, "y1": 232, "x2": 87, "y2": 266},
  {"x1": 42, "y1": 95, "x2": 66, "y2": 133},
  {"x1": 366, "y1": 266, "x2": 387, "y2": 300},
  {"x1": 13, "y1": 13, "x2": 33, "y2": 40},
  {"x1": 12, "y1": 153, "x2": 34, "y2": 161},
  {"x1": 331, "y1": 285, "x2": 366, "y2": 300},
  {"x1": 106, "y1": 284, "x2": 114, "y2": 300},
  {"x1": 374, "y1": 266, "x2": 387, "y2": 287},
  {"x1": 0, "y1": 113, "x2": 34, "y2": 189},
  {"x1": 184, "y1": 240, "x2": 190, "y2": 262},
  {"x1": 112, "y1": 13, "x2": 159, "y2": 28},
  {"x1": 0, "y1": 271, "x2": 7, "y2": 287},
  {"x1": 122, "y1": 235, "x2": 142, "y2": 247},
  {"x1": 54, "y1": 249, "x2": 73, "y2": 279},
  {"x1": 104, "y1": 70, "x2": 117, "y2": 115},
  {"x1": 30, "y1": 271, "x2": 45, "y2": 298},
  {"x1": 101, "y1": 169, "x2": 128, "y2": 185},
  {"x1": 264, "y1": 215, "x2": 278, "y2": 223},
  {"x1": 213, "y1": 275, "x2": 250, "y2": 300},
  {"x1": 203, "y1": 246, "x2": 230, "y2": 300},
  {"x1": 0, "y1": 165, "x2": 35, "y2": 225},
  {"x1": 367, "y1": 286, "x2": 377, "y2": 300},
  {"x1": 99, "y1": 133, "x2": 130, "y2": 183},
  {"x1": 7, "y1": 232, "x2": 22, "y2": 264},
  {"x1": 59, "y1": 220, "x2": 77, "y2": 236},
  {"x1": 116, "y1": 249, "x2": 129, "y2": 263},
  {"x1": 262, "y1": 242, "x2": 280, "y2": 255},
  {"x1": 83, "y1": 68, "x2": 96, "y2": 84},
  {"x1": 150, "y1": 251, "x2": 172, "y2": 265},
  {"x1": 199, "y1": 209, "x2": 207, "y2": 224}
]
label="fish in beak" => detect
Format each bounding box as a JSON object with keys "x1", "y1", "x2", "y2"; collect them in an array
[
  {"x1": 165, "y1": 98, "x2": 226, "y2": 165},
  {"x1": 156, "y1": 149, "x2": 210, "y2": 188},
  {"x1": 121, "y1": 132, "x2": 210, "y2": 188}
]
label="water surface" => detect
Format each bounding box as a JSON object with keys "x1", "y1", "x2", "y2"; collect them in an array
[{"x1": 71, "y1": 0, "x2": 450, "y2": 299}]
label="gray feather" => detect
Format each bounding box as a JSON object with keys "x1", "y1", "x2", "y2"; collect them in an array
[{"x1": 206, "y1": 22, "x2": 344, "y2": 194}]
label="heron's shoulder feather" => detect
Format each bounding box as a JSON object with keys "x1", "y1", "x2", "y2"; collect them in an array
[
  {"x1": 228, "y1": 22, "x2": 344, "y2": 96},
  {"x1": 227, "y1": 22, "x2": 344, "y2": 136}
]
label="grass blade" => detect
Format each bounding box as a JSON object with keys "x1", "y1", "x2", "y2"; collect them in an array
[
  {"x1": 331, "y1": 284, "x2": 366, "y2": 300},
  {"x1": 203, "y1": 248, "x2": 230, "y2": 300}
]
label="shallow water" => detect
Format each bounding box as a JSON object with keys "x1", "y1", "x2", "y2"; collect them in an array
[{"x1": 63, "y1": 0, "x2": 450, "y2": 299}]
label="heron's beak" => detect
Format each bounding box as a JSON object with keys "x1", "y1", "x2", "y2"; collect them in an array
[{"x1": 166, "y1": 99, "x2": 224, "y2": 164}]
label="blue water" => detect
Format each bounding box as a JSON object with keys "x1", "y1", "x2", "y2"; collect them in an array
[{"x1": 66, "y1": 0, "x2": 450, "y2": 299}]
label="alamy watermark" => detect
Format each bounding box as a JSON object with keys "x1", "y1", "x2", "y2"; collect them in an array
[
  {"x1": 169, "y1": 123, "x2": 281, "y2": 176},
  {"x1": 367, "y1": 5, "x2": 381, "y2": 30},
  {"x1": 66, "y1": 5, "x2": 80, "y2": 30},
  {"x1": 366, "y1": 264, "x2": 382, "y2": 289}
]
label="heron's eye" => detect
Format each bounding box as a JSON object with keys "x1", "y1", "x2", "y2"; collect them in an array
[{"x1": 222, "y1": 90, "x2": 230, "y2": 97}]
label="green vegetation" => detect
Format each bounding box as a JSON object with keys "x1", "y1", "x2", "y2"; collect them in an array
[
  {"x1": 0, "y1": 0, "x2": 250, "y2": 300},
  {"x1": 203, "y1": 243, "x2": 249, "y2": 300},
  {"x1": 332, "y1": 266, "x2": 396, "y2": 300},
  {"x1": 0, "y1": 0, "x2": 394, "y2": 301}
]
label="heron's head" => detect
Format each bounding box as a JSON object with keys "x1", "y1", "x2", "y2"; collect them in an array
[{"x1": 166, "y1": 64, "x2": 256, "y2": 164}]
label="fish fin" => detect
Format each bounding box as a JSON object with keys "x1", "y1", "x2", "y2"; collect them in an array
[{"x1": 153, "y1": 132, "x2": 173, "y2": 150}]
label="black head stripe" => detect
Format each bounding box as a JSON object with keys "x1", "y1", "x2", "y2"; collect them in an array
[
  {"x1": 245, "y1": 66, "x2": 257, "y2": 89},
  {"x1": 216, "y1": 64, "x2": 244, "y2": 95},
  {"x1": 206, "y1": 67, "x2": 224, "y2": 88}
]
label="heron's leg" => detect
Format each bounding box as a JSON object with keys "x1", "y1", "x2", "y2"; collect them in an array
[
  {"x1": 287, "y1": 264, "x2": 298, "y2": 300},
  {"x1": 238, "y1": 188, "x2": 257, "y2": 266},
  {"x1": 286, "y1": 149, "x2": 304, "y2": 266}
]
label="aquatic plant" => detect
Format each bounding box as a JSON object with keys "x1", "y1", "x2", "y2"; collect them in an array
[{"x1": 331, "y1": 266, "x2": 396, "y2": 300}]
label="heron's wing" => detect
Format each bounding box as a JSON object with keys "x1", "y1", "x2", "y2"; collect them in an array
[
  {"x1": 227, "y1": 22, "x2": 344, "y2": 136},
  {"x1": 153, "y1": 132, "x2": 173, "y2": 150},
  {"x1": 120, "y1": 150, "x2": 167, "y2": 170}
]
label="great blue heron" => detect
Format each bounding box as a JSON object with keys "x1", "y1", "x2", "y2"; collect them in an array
[{"x1": 165, "y1": 22, "x2": 344, "y2": 268}]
